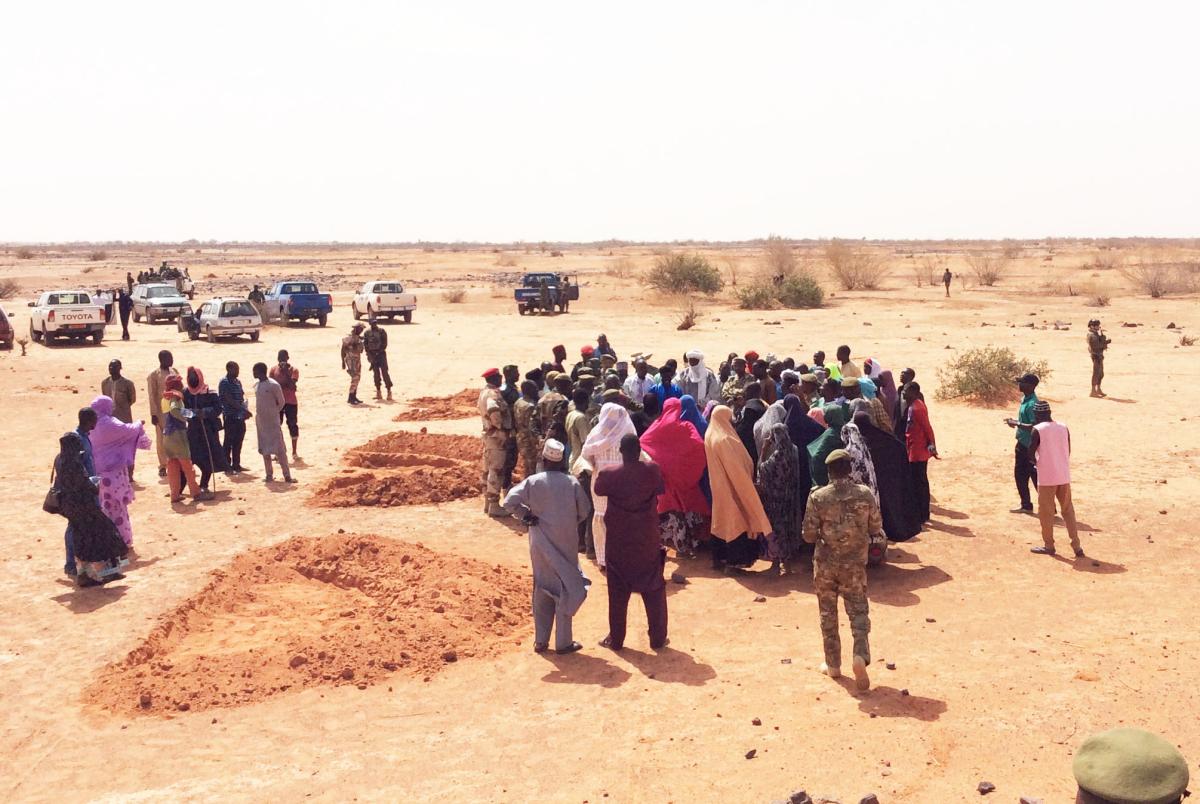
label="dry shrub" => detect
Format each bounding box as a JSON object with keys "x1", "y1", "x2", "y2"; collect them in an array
[
  {"x1": 0, "y1": 278, "x2": 20, "y2": 299},
  {"x1": 825, "y1": 240, "x2": 889, "y2": 290},
  {"x1": 494, "y1": 255, "x2": 518, "y2": 268},
  {"x1": 16, "y1": 247, "x2": 34, "y2": 260},
  {"x1": 722, "y1": 256, "x2": 741, "y2": 286},
  {"x1": 644, "y1": 252, "x2": 724, "y2": 295},
  {"x1": 550, "y1": 250, "x2": 563, "y2": 258},
  {"x1": 441, "y1": 288, "x2": 466, "y2": 303},
  {"x1": 1000, "y1": 240, "x2": 1022, "y2": 260},
  {"x1": 736, "y1": 273, "x2": 824, "y2": 310},
  {"x1": 1119, "y1": 259, "x2": 1182, "y2": 298},
  {"x1": 1091, "y1": 250, "x2": 1125, "y2": 270},
  {"x1": 676, "y1": 298, "x2": 698, "y2": 330},
  {"x1": 1087, "y1": 293, "x2": 1112, "y2": 308},
  {"x1": 966, "y1": 253, "x2": 1010, "y2": 286},
  {"x1": 88, "y1": 250, "x2": 107, "y2": 262},
  {"x1": 607, "y1": 257, "x2": 637, "y2": 279},
  {"x1": 761, "y1": 235, "x2": 796, "y2": 279},
  {"x1": 936, "y1": 346, "x2": 1050, "y2": 405},
  {"x1": 1180, "y1": 334, "x2": 1196, "y2": 347},
  {"x1": 917, "y1": 255, "x2": 946, "y2": 287},
  {"x1": 79, "y1": 264, "x2": 95, "y2": 274}
]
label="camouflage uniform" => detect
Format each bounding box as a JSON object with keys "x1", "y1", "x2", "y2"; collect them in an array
[
  {"x1": 535, "y1": 391, "x2": 566, "y2": 450},
  {"x1": 512, "y1": 397, "x2": 541, "y2": 478},
  {"x1": 802, "y1": 477, "x2": 883, "y2": 671},
  {"x1": 341, "y1": 331, "x2": 364, "y2": 395},
  {"x1": 478, "y1": 386, "x2": 510, "y2": 511},
  {"x1": 362, "y1": 326, "x2": 393, "y2": 394}
]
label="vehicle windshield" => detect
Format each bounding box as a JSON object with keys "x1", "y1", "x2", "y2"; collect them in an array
[
  {"x1": 47, "y1": 293, "x2": 91, "y2": 305},
  {"x1": 147, "y1": 286, "x2": 182, "y2": 299},
  {"x1": 220, "y1": 301, "x2": 256, "y2": 317},
  {"x1": 281, "y1": 283, "x2": 318, "y2": 294},
  {"x1": 524, "y1": 275, "x2": 558, "y2": 284},
  {"x1": 373, "y1": 283, "x2": 403, "y2": 293}
]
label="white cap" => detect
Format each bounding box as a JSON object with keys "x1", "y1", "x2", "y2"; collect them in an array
[{"x1": 542, "y1": 439, "x2": 565, "y2": 462}]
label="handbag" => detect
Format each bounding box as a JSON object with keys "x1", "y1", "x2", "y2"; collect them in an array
[{"x1": 42, "y1": 465, "x2": 61, "y2": 515}]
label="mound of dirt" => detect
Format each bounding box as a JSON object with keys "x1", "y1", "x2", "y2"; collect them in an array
[
  {"x1": 91, "y1": 534, "x2": 530, "y2": 715},
  {"x1": 311, "y1": 430, "x2": 485, "y2": 507},
  {"x1": 393, "y1": 388, "x2": 480, "y2": 421}
]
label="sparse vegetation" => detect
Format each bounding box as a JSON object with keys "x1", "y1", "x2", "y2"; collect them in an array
[
  {"x1": 735, "y1": 283, "x2": 779, "y2": 310},
  {"x1": 917, "y1": 255, "x2": 946, "y2": 287},
  {"x1": 16, "y1": 247, "x2": 35, "y2": 260},
  {"x1": 1091, "y1": 250, "x2": 1125, "y2": 270},
  {"x1": 825, "y1": 240, "x2": 889, "y2": 290},
  {"x1": 606, "y1": 257, "x2": 637, "y2": 279},
  {"x1": 1180, "y1": 334, "x2": 1196, "y2": 347},
  {"x1": 736, "y1": 273, "x2": 824, "y2": 310},
  {"x1": 722, "y1": 256, "x2": 741, "y2": 286},
  {"x1": 676, "y1": 298, "x2": 698, "y2": 330},
  {"x1": 936, "y1": 346, "x2": 1051, "y2": 405},
  {"x1": 965, "y1": 253, "x2": 1010, "y2": 286},
  {"x1": 0, "y1": 278, "x2": 20, "y2": 299},
  {"x1": 1119, "y1": 259, "x2": 1180, "y2": 298},
  {"x1": 495, "y1": 254, "x2": 519, "y2": 268},
  {"x1": 1087, "y1": 293, "x2": 1111, "y2": 308},
  {"x1": 644, "y1": 252, "x2": 724, "y2": 295},
  {"x1": 760, "y1": 235, "x2": 796, "y2": 279},
  {"x1": 441, "y1": 288, "x2": 467, "y2": 303},
  {"x1": 88, "y1": 250, "x2": 108, "y2": 262}
]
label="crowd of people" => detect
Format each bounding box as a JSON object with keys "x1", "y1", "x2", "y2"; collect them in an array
[
  {"x1": 479, "y1": 337, "x2": 945, "y2": 687},
  {"x1": 52, "y1": 348, "x2": 304, "y2": 586}
]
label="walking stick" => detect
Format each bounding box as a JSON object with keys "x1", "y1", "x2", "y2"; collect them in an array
[{"x1": 201, "y1": 406, "x2": 218, "y2": 494}]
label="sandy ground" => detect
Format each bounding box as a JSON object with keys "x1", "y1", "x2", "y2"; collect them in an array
[{"x1": 0, "y1": 244, "x2": 1197, "y2": 803}]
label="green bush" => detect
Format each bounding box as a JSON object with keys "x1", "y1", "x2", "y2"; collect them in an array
[
  {"x1": 777, "y1": 273, "x2": 825, "y2": 308},
  {"x1": 735, "y1": 282, "x2": 778, "y2": 309},
  {"x1": 644, "y1": 252, "x2": 724, "y2": 295},
  {"x1": 936, "y1": 346, "x2": 1050, "y2": 405}
]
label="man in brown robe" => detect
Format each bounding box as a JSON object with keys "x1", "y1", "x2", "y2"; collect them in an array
[{"x1": 593, "y1": 433, "x2": 669, "y2": 651}]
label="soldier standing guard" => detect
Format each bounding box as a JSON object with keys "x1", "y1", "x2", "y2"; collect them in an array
[
  {"x1": 363, "y1": 316, "x2": 393, "y2": 400},
  {"x1": 341, "y1": 323, "x2": 365, "y2": 405},
  {"x1": 478, "y1": 369, "x2": 511, "y2": 517},
  {"x1": 802, "y1": 448, "x2": 884, "y2": 692}
]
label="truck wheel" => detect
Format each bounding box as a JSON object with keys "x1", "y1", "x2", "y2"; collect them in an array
[
  {"x1": 352, "y1": 303, "x2": 360, "y2": 321},
  {"x1": 518, "y1": 305, "x2": 527, "y2": 316},
  {"x1": 91, "y1": 330, "x2": 103, "y2": 345},
  {"x1": 318, "y1": 313, "x2": 328, "y2": 327},
  {"x1": 30, "y1": 322, "x2": 42, "y2": 342},
  {"x1": 187, "y1": 328, "x2": 199, "y2": 341},
  {"x1": 402, "y1": 311, "x2": 412, "y2": 323},
  {"x1": 250, "y1": 330, "x2": 260, "y2": 342}
]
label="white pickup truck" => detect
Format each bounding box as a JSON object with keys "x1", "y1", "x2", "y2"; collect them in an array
[
  {"x1": 351, "y1": 281, "x2": 417, "y2": 323},
  {"x1": 28, "y1": 290, "x2": 107, "y2": 345}
]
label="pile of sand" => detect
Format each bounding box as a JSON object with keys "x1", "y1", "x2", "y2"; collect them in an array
[
  {"x1": 310, "y1": 430, "x2": 484, "y2": 507},
  {"x1": 91, "y1": 534, "x2": 530, "y2": 715},
  {"x1": 393, "y1": 388, "x2": 480, "y2": 422}
]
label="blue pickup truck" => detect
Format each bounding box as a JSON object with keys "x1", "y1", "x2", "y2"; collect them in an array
[
  {"x1": 263, "y1": 280, "x2": 334, "y2": 326},
  {"x1": 515, "y1": 272, "x2": 579, "y2": 315}
]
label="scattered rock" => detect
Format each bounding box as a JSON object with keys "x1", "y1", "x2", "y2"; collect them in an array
[
  {"x1": 341, "y1": 668, "x2": 354, "y2": 680},
  {"x1": 139, "y1": 693, "x2": 152, "y2": 709},
  {"x1": 752, "y1": 717, "x2": 762, "y2": 726},
  {"x1": 977, "y1": 781, "x2": 995, "y2": 795},
  {"x1": 925, "y1": 617, "x2": 936, "y2": 623},
  {"x1": 1159, "y1": 509, "x2": 1168, "y2": 515},
  {"x1": 1167, "y1": 322, "x2": 1176, "y2": 329},
  {"x1": 745, "y1": 748, "x2": 757, "y2": 760},
  {"x1": 288, "y1": 654, "x2": 308, "y2": 669},
  {"x1": 670, "y1": 572, "x2": 688, "y2": 585},
  {"x1": 900, "y1": 689, "x2": 910, "y2": 696},
  {"x1": 177, "y1": 702, "x2": 190, "y2": 712},
  {"x1": 780, "y1": 658, "x2": 792, "y2": 665},
  {"x1": 753, "y1": 595, "x2": 767, "y2": 603},
  {"x1": 788, "y1": 791, "x2": 814, "y2": 804},
  {"x1": 859, "y1": 795, "x2": 880, "y2": 804},
  {"x1": 337, "y1": 528, "x2": 345, "y2": 533},
  {"x1": 441, "y1": 650, "x2": 457, "y2": 663},
  {"x1": 885, "y1": 662, "x2": 896, "y2": 670},
  {"x1": 1121, "y1": 322, "x2": 1140, "y2": 327},
  {"x1": 1019, "y1": 797, "x2": 1043, "y2": 804},
  {"x1": 433, "y1": 604, "x2": 446, "y2": 613}
]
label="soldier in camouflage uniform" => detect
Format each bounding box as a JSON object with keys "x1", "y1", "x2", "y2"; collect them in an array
[
  {"x1": 513, "y1": 380, "x2": 543, "y2": 478},
  {"x1": 362, "y1": 316, "x2": 393, "y2": 400},
  {"x1": 498, "y1": 365, "x2": 521, "y2": 492},
  {"x1": 802, "y1": 448, "x2": 883, "y2": 692},
  {"x1": 340, "y1": 323, "x2": 365, "y2": 405},
  {"x1": 478, "y1": 368, "x2": 512, "y2": 517}
]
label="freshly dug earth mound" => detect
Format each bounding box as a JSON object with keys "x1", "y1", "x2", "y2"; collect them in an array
[
  {"x1": 393, "y1": 388, "x2": 479, "y2": 421},
  {"x1": 310, "y1": 430, "x2": 483, "y2": 507},
  {"x1": 91, "y1": 534, "x2": 529, "y2": 715}
]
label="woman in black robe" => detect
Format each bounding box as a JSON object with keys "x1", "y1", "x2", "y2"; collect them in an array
[
  {"x1": 183, "y1": 367, "x2": 228, "y2": 493},
  {"x1": 851, "y1": 410, "x2": 921, "y2": 542},
  {"x1": 56, "y1": 432, "x2": 129, "y2": 586}
]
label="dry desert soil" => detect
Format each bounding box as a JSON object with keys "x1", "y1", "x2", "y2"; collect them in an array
[{"x1": 0, "y1": 243, "x2": 1196, "y2": 803}]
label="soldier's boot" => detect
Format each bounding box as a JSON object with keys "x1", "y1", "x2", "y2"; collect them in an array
[
  {"x1": 820, "y1": 662, "x2": 841, "y2": 679},
  {"x1": 374, "y1": 386, "x2": 383, "y2": 400},
  {"x1": 486, "y1": 496, "x2": 507, "y2": 518},
  {"x1": 347, "y1": 393, "x2": 355, "y2": 405},
  {"x1": 386, "y1": 387, "x2": 393, "y2": 401},
  {"x1": 852, "y1": 654, "x2": 870, "y2": 692}
]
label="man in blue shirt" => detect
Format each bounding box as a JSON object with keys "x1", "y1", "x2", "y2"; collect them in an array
[
  {"x1": 64, "y1": 408, "x2": 97, "y2": 575},
  {"x1": 1004, "y1": 373, "x2": 1040, "y2": 514},
  {"x1": 218, "y1": 361, "x2": 252, "y2": 473},
  {"x1": 647, "y1": 363, "x2": 683, "y2": 406}
]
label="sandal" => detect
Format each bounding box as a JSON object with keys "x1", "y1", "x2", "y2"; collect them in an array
[
  {"x1": 533, "y1": 642, "x2": 549, "y2": 654},
  {"x1": 1030, "y1": 546, "x2": 1056, "y2": 555},
  {"x1": 554, "y1": 641, "x2": 583, "y2": 655},
  {"x1": 599, "y1": 636, "x2": 622, "y2": 652}
]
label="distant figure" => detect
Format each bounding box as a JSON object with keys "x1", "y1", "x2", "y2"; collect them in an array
[
  {"x1": 125, "y1": 272, "x2": 135, "y2": 294},
  {"x1": 1027, "y1": 401, "x2": 1083, "y2": 558},
  {"x1": 1087, "y1": 318, "x2": 1111, "y2": 398},
  {"x1": 942, "y1": 268, "x2": 953, "y2": 297},
  {"x1": 559, "y1": 276, "x2": 571, "y2": 312},
  {"x1": 538, "y1": 277, "x2": 551, "y2": 313},
  {"x1": 252, "y1": 362, "x2": 295, "y2": 483},
  {"x1": 268, "y1": 350, "x2": 301, "y2": 459},
  {"x1": 341, "y1": 324, "x2": 366, "y2": 405},
  {"x1": 117, "y1": 289, "x2": 133, "y2": 340},
  {"x1": 363, "y1": 317, "x2": 393, "y2": 401}
]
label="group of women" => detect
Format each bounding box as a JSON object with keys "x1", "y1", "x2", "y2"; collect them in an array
[
  {"x1": 55, "y1": 363, "x2": 231, "y2": 587},
  {"x1": 573, "y1": 357, "x2": 930, "y2": 575}
]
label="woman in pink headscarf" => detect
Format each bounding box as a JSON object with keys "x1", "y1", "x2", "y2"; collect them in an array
[
  {"x1": 640, "y1": 397, "x2": 710, "y2": 557},
  {"x1": 89, "y1": 395, "x2": 151, "y2": 547}
]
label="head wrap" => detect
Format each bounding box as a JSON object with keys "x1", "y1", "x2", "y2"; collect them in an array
[
  {"x1": 678, "y1": 394, "x2": 708, "y2": 438},
  {"x1": 582, "y1": 402, "x2": 636, "y2": 456},
  {"x1": 640, "y1": 397, "x2": 710, "y2": 516},
  {"x1": 89, "y1": 395, "x2": 150, "y2": 475},
  {"x1": 186, "y1": 366, "x2": 209, "y2": 395},
  {"x1": 163, "y1": 374, "x2": 184, "y2": 401},
  {"x1": 744, "y1": 350, "x2": 759, "y2": 363}
]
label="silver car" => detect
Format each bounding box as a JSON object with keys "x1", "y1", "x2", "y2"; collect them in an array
[
  {"x1": 132, "y1": 283, "x2": 190, "y2": 323},
  {"x1": 191, "y1": 298, "x2": 262, "y2": 342}
]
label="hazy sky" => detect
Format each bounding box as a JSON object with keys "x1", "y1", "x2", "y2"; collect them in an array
[{"x1": 3, "y1": 1, "x2": 1197, "y2": 242}]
